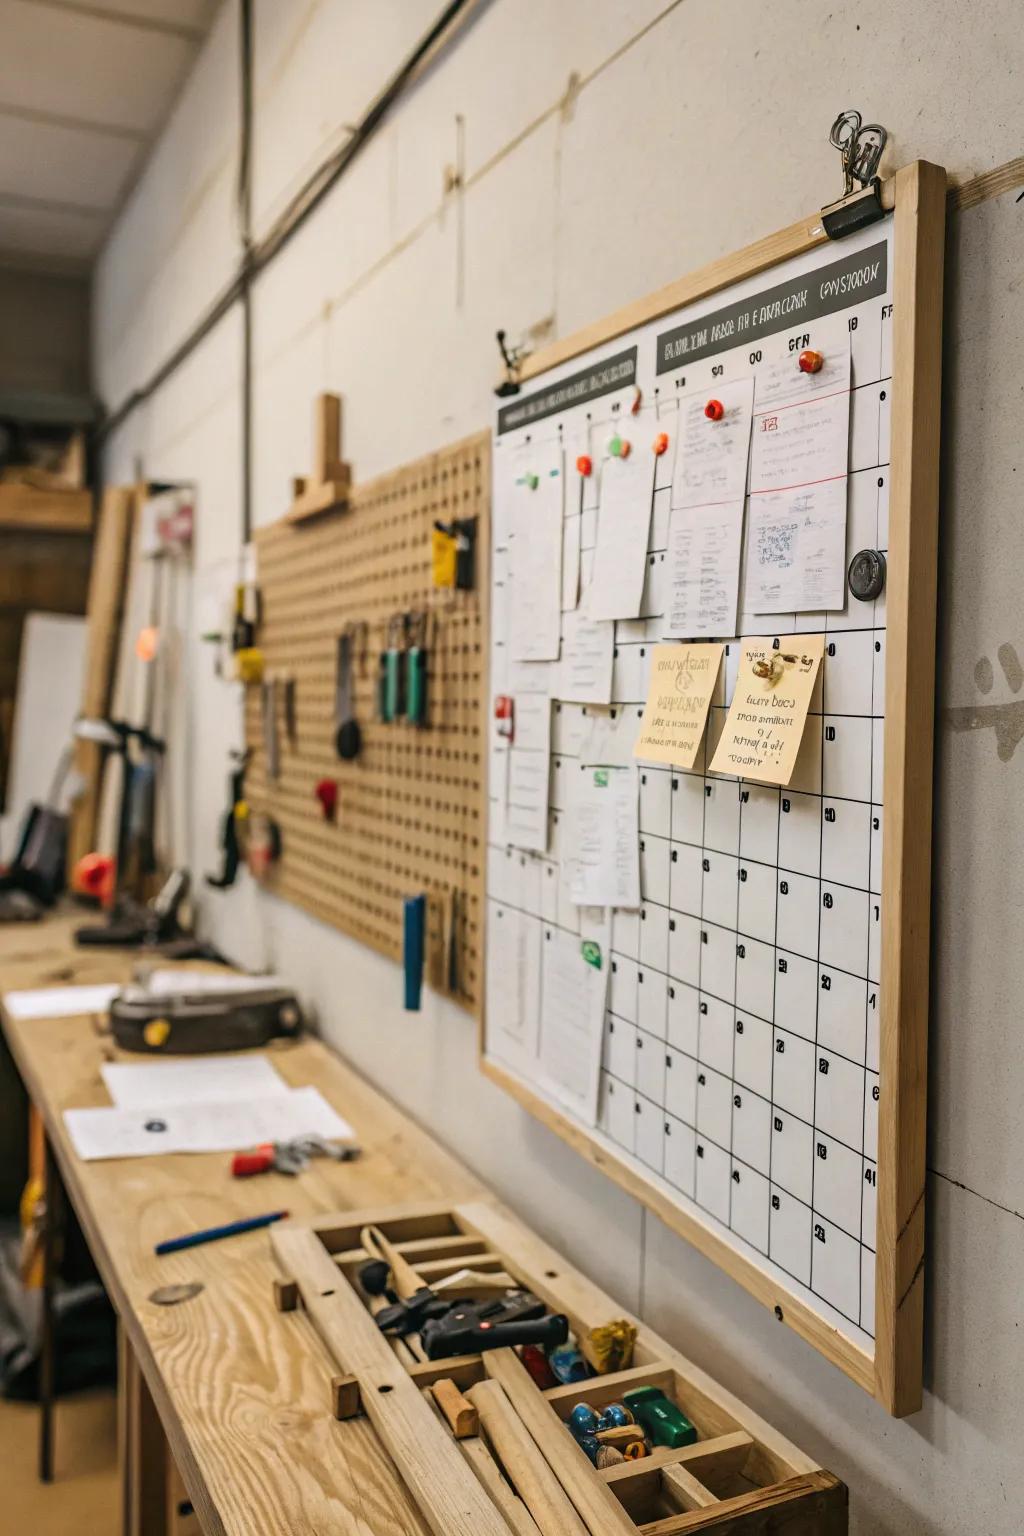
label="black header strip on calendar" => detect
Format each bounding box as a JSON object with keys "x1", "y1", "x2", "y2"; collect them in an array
[
  {"x1": 655, "y1": 241, "x2": 888, "y2": 373},
  {"x1": 497, "y1": 346, "x2": 637, "y2": 434}
]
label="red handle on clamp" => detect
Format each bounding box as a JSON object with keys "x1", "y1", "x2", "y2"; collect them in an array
[{"x1": 231, "y1": 1144, "x2": 275, "y2": 1178}]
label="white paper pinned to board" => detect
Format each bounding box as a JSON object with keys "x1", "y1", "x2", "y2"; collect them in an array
[
  {"x1": 587, "y1": 450, "x2": 655, "y2": 621},
  {"x1": 538, "y1": 917, "x2": 610, "y2": 1124},
  {"x1": 509, "y1": 447, "x2": 563, "y2": 662},
  {"x1": 566, "y1": 764, "x2": 640, "y2": 908}
]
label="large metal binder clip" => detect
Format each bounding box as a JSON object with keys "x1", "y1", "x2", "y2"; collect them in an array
[
  {"x1": 494, "y1": 329, "x2": 525, "y2": 398},
  {"x1": 821, "y1": 110, "x2": 889, "y2": 239}
]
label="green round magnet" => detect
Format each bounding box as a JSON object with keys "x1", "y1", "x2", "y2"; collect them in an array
[
  {"x1": 525, "y1": 471, "x2": 539, "y2": 490},
  {"x1": 581, "y1": 940, "x2": 602, "y2": 969},
  {"x1": 608, "y1": 434, "x2": 623, "y2": 457}
]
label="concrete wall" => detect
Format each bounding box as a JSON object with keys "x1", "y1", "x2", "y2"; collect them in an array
[{"x1": 93, "y1": 4, "x2": 1024, "y2": 1531}]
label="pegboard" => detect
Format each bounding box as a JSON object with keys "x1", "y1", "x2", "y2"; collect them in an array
[{"x1": 244, "y1": 431, "x2": 490, "y2": 1014}]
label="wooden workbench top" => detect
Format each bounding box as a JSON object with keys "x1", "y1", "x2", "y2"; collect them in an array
[{"x1": 0, "y1": 913, "x2": 483, "y2": 1536}]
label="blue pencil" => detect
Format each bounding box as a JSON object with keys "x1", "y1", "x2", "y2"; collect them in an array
[{"x1": 155, "y1": 1209, "x2": 289, "y2": 1256}]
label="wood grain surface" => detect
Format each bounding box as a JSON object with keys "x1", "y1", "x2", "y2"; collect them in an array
[{"x1": 0, "y1": 912, "x2": 480, "y2": 1536}]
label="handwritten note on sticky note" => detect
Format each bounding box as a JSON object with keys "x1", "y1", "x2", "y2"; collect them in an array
[
  {"x1": 634, "y1": 643, "x2": 724, "y2": 770},
  {"x1": 710, "y1": 635, "x2": 825, "y2": 785}
]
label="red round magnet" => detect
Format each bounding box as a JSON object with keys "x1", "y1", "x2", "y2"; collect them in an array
[
  {"x1": 652, "y1": 432, "x2": 669, "y2": 456},
  {"x1": 798, "y1": 349, "x2": 824, "y2": 374},
  {"x1": 704, "y1": 399, "x2": 725, "y2": 421},
  {"x1": 576, "y1": 453, "x2": 593, "y2": 477}
]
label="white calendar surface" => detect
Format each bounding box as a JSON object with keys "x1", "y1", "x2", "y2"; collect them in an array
[{"x1": 485, "y1": 219, "x2": 897, "y2": 1358}]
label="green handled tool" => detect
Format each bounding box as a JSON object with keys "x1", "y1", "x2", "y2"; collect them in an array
[
  {"x1": 381, "y1": 614, "x2": 407, "y2": 723},
  {"x1": 405, "y1": 611, "x2": 428, "y2": 727}
]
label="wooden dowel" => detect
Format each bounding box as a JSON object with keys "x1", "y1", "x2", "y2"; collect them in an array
[
  {"x1": 361, "y1": 1224, "x2": 423, "y2": 1299},
  {"x1": 459, "y1": 1435, "x2": 543, "y2": 1536},
  {"x1": 431, "y1": 1377, "x2": 479, "y2": 1439},
  {"x1": 483, "y1": 1348, "x2": 636, "y2": 1536},
  {"x1": 466, "y1": 1379, "x2": 589, "y2": 1536}
]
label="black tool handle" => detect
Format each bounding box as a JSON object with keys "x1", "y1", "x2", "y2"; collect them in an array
[{"x1": 426, "y1": 1311, "x2": 569, "y2": 1360}]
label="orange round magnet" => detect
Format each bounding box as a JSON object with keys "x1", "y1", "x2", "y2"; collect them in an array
[
  {"x1": 704, "y1": 399, "x2": 724, "y2": 422},
  {"x1": 576, "y1": 454, "x2": 593, "y2": 477},
  {"x1": 798, "y1": 349, "x2": 824, "y2": 374},
  {"x1": 652, "y1": 432, "x2": 669, "y2": 456}
]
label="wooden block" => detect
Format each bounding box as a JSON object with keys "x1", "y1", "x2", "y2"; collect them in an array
[
  {"x1": 407, "y1": 1354, "x2": 486, "y2": 1395},
  {"x1": 313, "y1": 393, "x2": 342, "y2": 483},
  {"x1": 331, "y1": 1373, "x2": 362, "y2": 1420},
  {"x1": 283, "y1": 473, "x2": 351, "y2": 523},
  {"x1": 431, "y1": 1377, "x2": 479, "y2": 1439},
  {"x1": 483, "y1": 1348, "x2": 636, "y2": 1536},
  {"x1": 272, "y1": 1277, "x2": 299, "y2": 1312},
  {"x1": 466, "y1": 1378, "x2": 588, "y2": 1536},
  {"x1": 661, "y1": 1463, "x2": 717, "y2": 1512},
  {"x1": 595, "y1": 1424, "x2": 645, "y2": 1449}
]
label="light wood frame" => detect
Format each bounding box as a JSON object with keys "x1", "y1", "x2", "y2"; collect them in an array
[{"x1": 480, "y1": 161, "x2": 946, "y2": 1415}]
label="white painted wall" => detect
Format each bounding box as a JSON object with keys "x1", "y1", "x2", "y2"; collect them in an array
[{"x1": 94, "y1": 4, "x2": 1024, "y2": 1531}]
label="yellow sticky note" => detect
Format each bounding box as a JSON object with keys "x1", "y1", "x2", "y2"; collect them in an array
[
  {"x1": 710, "y1": 635, "x2": 825, "y2": 785},
  {"x1": 634, "y1": 642, "x2": 724, "y2": 770},
  {"x1": 432, "y1": 525, "x2": 457, "y2": 588}
]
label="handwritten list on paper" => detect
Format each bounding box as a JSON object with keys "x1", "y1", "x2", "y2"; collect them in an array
[
  {"x1": 559, "y1": 608, "x2": 614, "y2": 705},
  {"x1": 505, "y1": 697, "x2": 551, "y2": 852},
  {"x1": 587, "y1": 449, "x2": 655, "y2": 621},
  {"x1": 665, "y1": 378, "x2": 754, "y2": 637},
  {"x1": 710, "y1": 635, "x2": 825, "y2": 785},
  {"x1": 486, "y1": 903, "x2": 542, "y2": 1065},
  {"x1": 746, "y1": 337, "x2": 851, "y2": 613},
  {"x1": 509, "y1": 448, "x2": 564, "y2": 661},
  {"x1": 567, "y1": 764, "x2": 641, "y2": 908},
  {"x1": 634, "y1": 642, "x2": 724, "y2": 770},
  {"x1": 538, "y1": 918, "x2": 610, "y2": 1125}
]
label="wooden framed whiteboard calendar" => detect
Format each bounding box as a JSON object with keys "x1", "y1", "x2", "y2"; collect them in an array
[{"x1": 481, "y1": 162, "x2": 945, "y2": 1415}]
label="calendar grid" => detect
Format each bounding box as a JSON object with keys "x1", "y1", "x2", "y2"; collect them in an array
[{"x1": 482, "y1": 178, "x2": 943, "y2": 1402}]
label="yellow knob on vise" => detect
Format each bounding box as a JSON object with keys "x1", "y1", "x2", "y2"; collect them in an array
[{"x1": 144, "y1": 1018, "x2": 171, "y2": 1048}]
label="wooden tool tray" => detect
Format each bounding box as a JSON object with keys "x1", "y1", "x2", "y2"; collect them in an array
[{"x1": 271, "y1": 1199, "x2": 846, "y2": 1534}]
